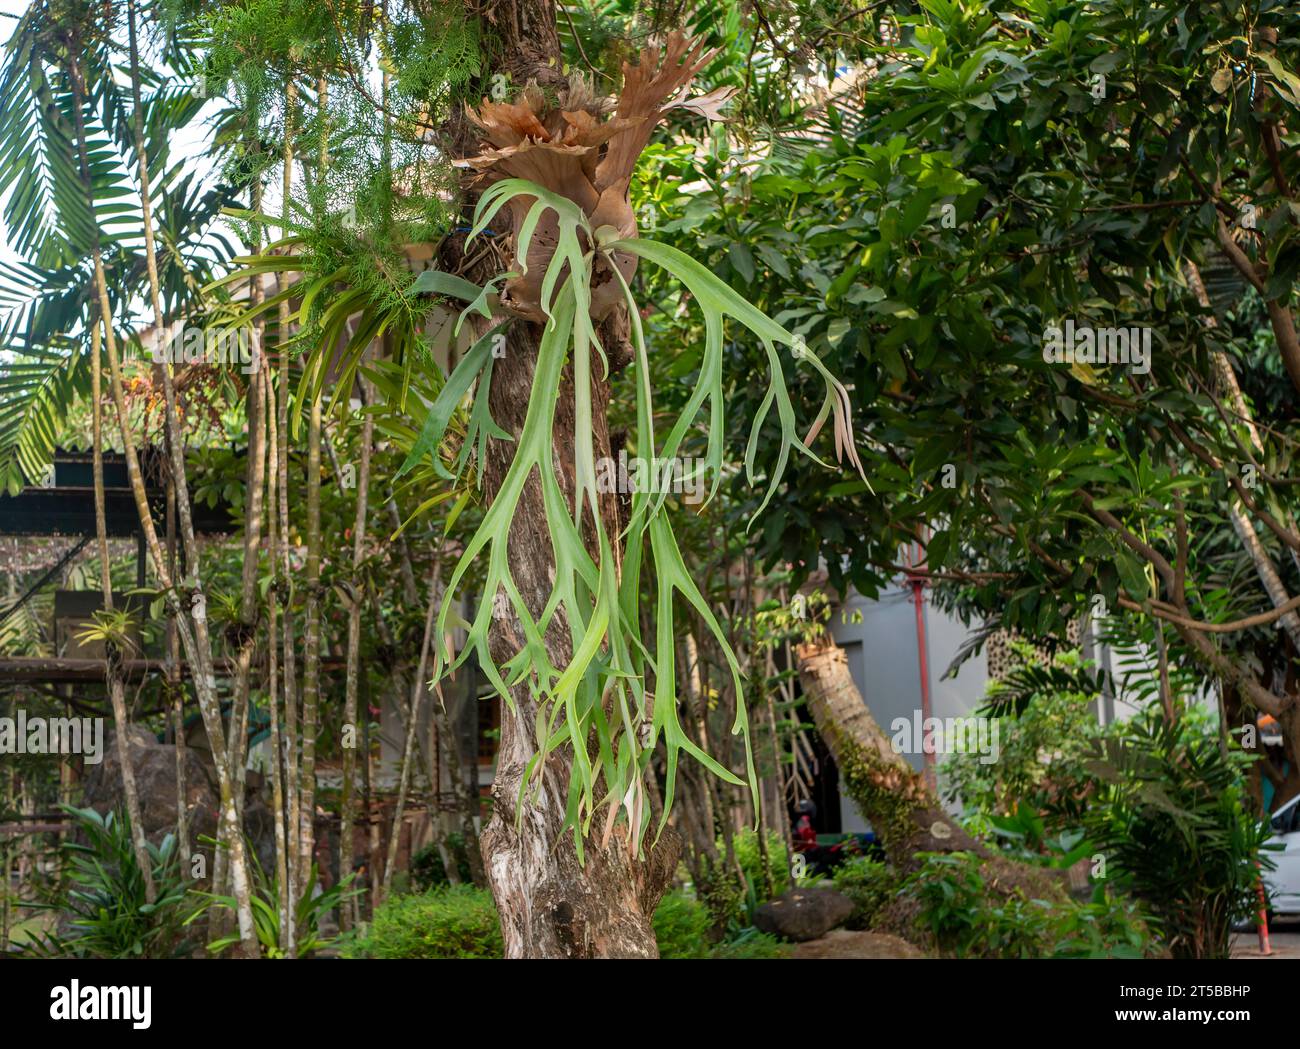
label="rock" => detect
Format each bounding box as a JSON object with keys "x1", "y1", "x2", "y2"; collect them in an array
[
  {"x1": 81, "y1": 726, "x2": 275, "y2": 878},
  {"x1": 792, "y1": 929, "x2": 928, "y2": 959},
  {"x1": 82, "y1": 726, "x2": 219, "y2": 849},
  {"x1": 753, "y1": 887, "x2": 855, "y2": 942},
  {"x1": 241, "y1": 795, "x2": 279, "y2": 877}
]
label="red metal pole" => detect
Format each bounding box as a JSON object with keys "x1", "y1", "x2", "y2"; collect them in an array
[
  {"x1": 1256, "y1": 865, "x2": 1272, "y2": 955},
  {"x1": 907, "y1": 542, "x2": 935, "y2": 789}
]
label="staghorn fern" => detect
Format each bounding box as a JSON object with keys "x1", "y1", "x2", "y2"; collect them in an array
[{"x1": 403, "y1": 178, "x2": 867, "y2": 858}]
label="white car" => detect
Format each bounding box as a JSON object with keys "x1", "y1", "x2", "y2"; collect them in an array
[{"x1": 1265, "y1": 793, "x2": 1300, "y2": 916}]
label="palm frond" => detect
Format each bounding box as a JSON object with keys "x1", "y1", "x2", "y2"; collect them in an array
[{"x1": 0, "y1": 337, "x2": 89, "y2": 494}]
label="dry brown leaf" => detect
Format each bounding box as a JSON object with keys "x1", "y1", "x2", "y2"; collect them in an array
[{"x1": 456, "y1": 32, "x2": 725, "y2": 321}]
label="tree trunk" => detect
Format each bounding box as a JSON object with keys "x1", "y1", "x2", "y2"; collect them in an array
[
  {"x1": 298, "y1": 74, "x2": 329, "y2": 901},
  {"x1": 794, "y1": 628, "x2": 1064, "y2": 902},
  {"x1": 444, "y1": 0, "x2": 682, "y2": 957},
  {"x1": 89, "y1": 319, "x2": 156, "y2": 903},
  {"x1": 475, "y1": 321, "x2": 679, "y2": 958},
  {"x1": 226, "y1": 295, "x2": 267, "y2": 813},
  {"x1": 163, "y1": 431, "x2": 190, "y2": 871},
  {"x1": 339, "y1": 383, "x2": 373, "y2": 927},
  {"x1": 68, "y1": 39, "x2": 258, "y2": 953},
  {"x1": 297, "y1": 376, "x2": 323, "y2": 886},
  {"x1": 276, "y1": 81, "x2": 301, "y2": 956},
  {"x1": 264, "y1": 364, "x2": 293, "y2": 950}
]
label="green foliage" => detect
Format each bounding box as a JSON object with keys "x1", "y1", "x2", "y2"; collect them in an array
[
  {"x1": 0, "y1": 0, "x2": 236, "y2": 491},
  {"x1": 409, "y1": 835, "x2": 475, "y2": 892},
  {"x1": 198, "y1": 0, "x2": 478, "y2": 364},
  {"x1": 829, "y1": 846, "x2": 1153, "y2": 958},
  {"x1": 190, "y1": 851, "x2": 359, "y2": 958},
  {"x1": 343, "y1": 886, "x2": 503, "y2": 959},
  {"x1": 0, "y1": 339, "x2": 89, "y2": 495},
  {"x1": 198, "y1": 0, "x2": 478, "y2": 145},
  {"x1": 731, "y1": 827, "x2": 789, "y2": 902},
  {"x1": 19, "y1": 806, "x2": 193, "y2": 959},
  {"x1": 417, "y1": 177, "x2": 861, "y2": 855},
  {"x1": 392, "y1": 309, "x2": 509, "y2": 491},
  {"x1": 189, "y1": 443, "x2": 250, "y2": 512},
  {"x1": 381, "y1": 1, "x2": 479, "y2": 117},
  {"x1": 906, "y1": 852, "x2": 1154, "y2": 960},
  {"x1": 645, "y1": 0, "x2": 1300, "y2": 773},
  {"x1": 707, "y1": 928, "x2": 791, "y2": 959},
  {"x1": 693, "y1": 857, "x2": 743, "y2": 932},
  {"x1": 74, "y1": 606, "x2": 141, "y2": 657},
  {"x1": 652, "y1": 888, "x2": 790, "y2": 959},
  {"x1": 652, "y1": 889, "x2": 711, "y2": 959},
  {"x1": 9, "y1": 0, "x2": 1290, "y2": 964},
  {"x1": 973, "y1": 802, "x2": 1094, "y2": 873},
  {"x1": 347, "y1": 881, "x2": 789, "y2": 960},
  {"x1": 832, "y1": 855, "x2": 898, "y2": 930},
  {"x1": 0, "y1": 1, "x2": 132, "y2": 268},
  {"x1": 198, "y1": 0, "x2": 340, "y2": 100},
  {"x1": 1081, "y1": 712, "x2": 1274, "y2": 959},
  {"x1": 942, "y1": 643, "x2": 1270, "y2": 959},
  {"x1": 941, "y1": 644, "x2": 1104, "y2": 820}
]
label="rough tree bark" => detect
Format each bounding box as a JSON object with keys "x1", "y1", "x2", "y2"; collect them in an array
[
  {"x1": 794, "y1": 630, "x2": 986, "y2": 867},
  {"x1": 477, "y1": 324, "x2": 680, "y2": 957}
]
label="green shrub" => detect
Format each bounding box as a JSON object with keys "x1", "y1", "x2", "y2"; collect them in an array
[
  {"x1": 20, "y1": 806, "x2": 193, "y2": 959},
  {"x1": 1047, "y1": 890, "x2": 1158, "y2": 959},
  {"x1": 654, "y1": 888, "x2": 792, "y2": 959},
  {"x1": 344, "y1": 886, "x2": 503, "y2": 959},
  {"x1": 906, "y1": 852, "x2": 1154, "y2": 959},
  {"x1": 730, "y1": 828, "x2": 789, "y2": 904},
  {"x1": 195, "y1": 860, "x2": 359, "y2": 958},
  {"x1": 941, "y1": 644, "x2": 1103, "y2": 818},
  {"x1": 653, "y1": 889, "x2": 711, "y2": 958},
  {"x1": 941, "y1": 645, "x2": 1263, "y2": 960},
  {"x1": 1080, "y1": 712, "x2": 1271, "y2": 959},
  {"x1": 694, "y1": 855, "x2": 744, "y2": 932},
  {"x1": 410, "y1": 835, "x2": 475, "y2": 892},
  {"x1": 832, "y1": 855, "x2": 899, "y2": 930}
]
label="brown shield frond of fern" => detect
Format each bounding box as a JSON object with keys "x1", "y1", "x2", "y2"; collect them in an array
[{"x1": 455, "y1": 31, "x2": 733, "y2": 322}]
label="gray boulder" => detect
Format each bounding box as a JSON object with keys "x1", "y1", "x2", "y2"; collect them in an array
[
  {"x1": 81, "y1": 725, "x2": 276, "y2": 877},
  {"x1": 754, "y1": 887, "x2": 855, "y2": 942},
  {"x1": 82, "y1": 725, "x2": 218, "y2": 848}
]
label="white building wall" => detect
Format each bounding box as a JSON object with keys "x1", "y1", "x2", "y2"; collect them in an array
[{"x1": 829, "y1": 581, "x2": 989, "y2": 832}]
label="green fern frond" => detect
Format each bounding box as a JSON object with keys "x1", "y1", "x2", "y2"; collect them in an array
[{"x1": 427, "y1": 177, "x2": 867, "y2": 854}]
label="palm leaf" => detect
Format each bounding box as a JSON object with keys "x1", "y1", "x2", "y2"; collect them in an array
[{"x1": 0, "y1": 337, "x2": 89, "y2": 494}]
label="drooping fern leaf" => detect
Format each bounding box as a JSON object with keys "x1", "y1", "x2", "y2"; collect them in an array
[{"x1": 426, "y1": 178, "x2": 867, "y2": 855}]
